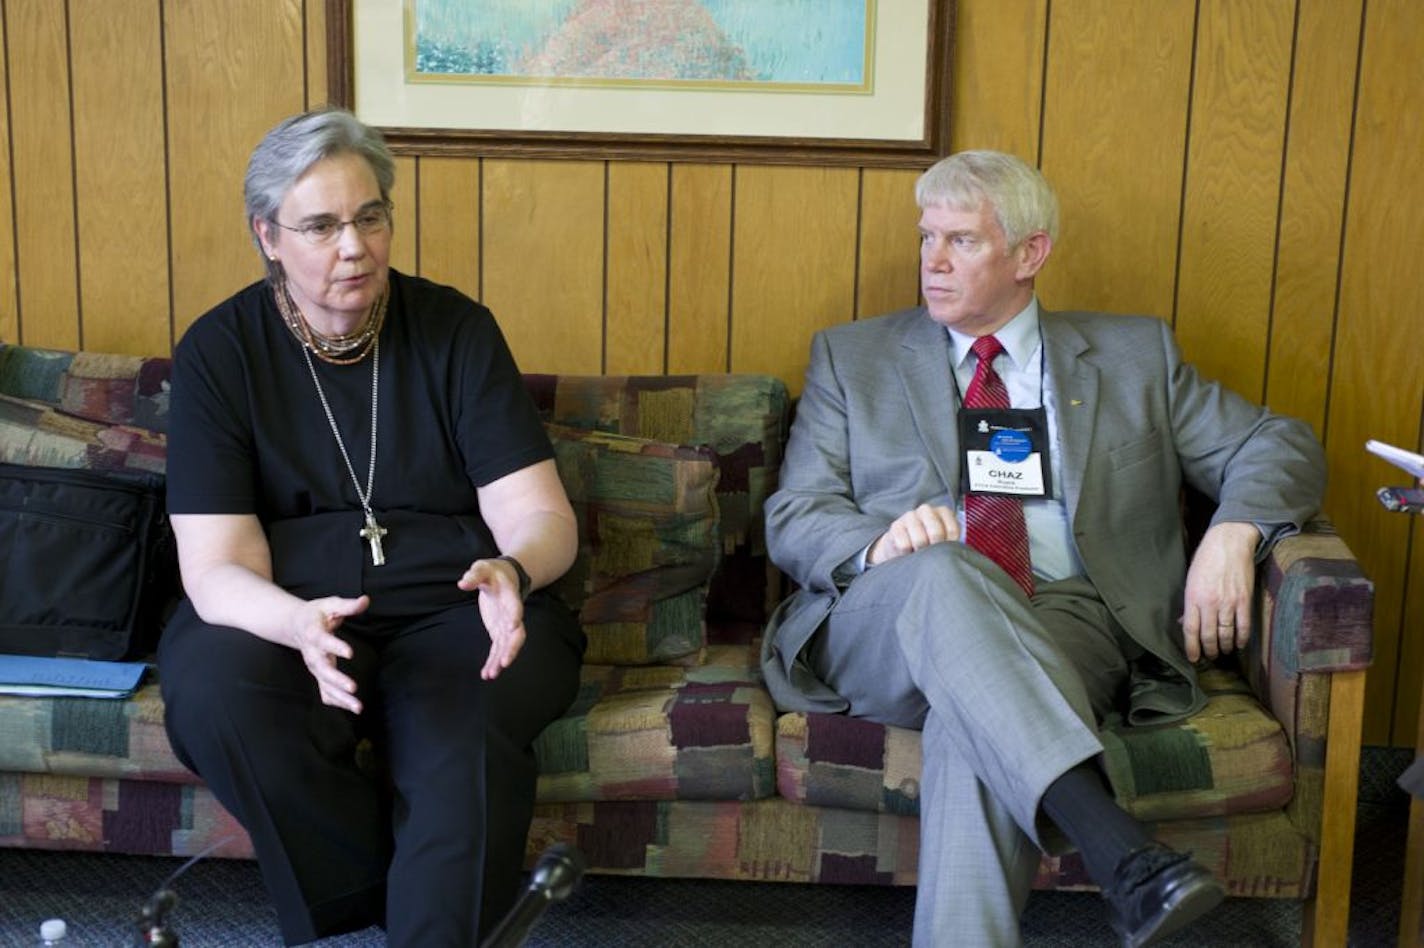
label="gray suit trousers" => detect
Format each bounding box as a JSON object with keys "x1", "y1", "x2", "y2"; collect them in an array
[{"x1": 806, "y1": 542, "x2": 1135, "y2": 946}]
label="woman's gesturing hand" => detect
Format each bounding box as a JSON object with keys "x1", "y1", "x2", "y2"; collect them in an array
[
  {"x1": 458, "y1": 558, "x2": 527, "y2": 680},
  {"x1": 293, "y1": 595, "x2": 369, "y2": 713}
]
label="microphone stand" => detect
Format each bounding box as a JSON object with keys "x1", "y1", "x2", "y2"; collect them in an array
[
  {"x1": 481, "y1": 844, "x2": 587, "y2": 948},
  {"x1": 132, "y1": 835, "x2": 235, "y2": 947}
]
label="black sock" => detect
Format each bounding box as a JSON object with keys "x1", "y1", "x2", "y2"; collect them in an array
[{"x1": 1040, "y1": 761, "x2": 1154, "y2": 889}]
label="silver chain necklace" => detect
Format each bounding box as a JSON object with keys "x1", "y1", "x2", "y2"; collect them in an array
[{"x1": 300, "y1": 338, "x2": 387, "y2": 566}]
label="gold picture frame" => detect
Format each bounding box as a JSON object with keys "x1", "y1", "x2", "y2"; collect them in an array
[{"x1": 327, "y1": 0, "x2": 954, "y2": 167}]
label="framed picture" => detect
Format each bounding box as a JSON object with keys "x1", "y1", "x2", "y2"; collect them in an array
[{"x1": 327, "y1": 0, "x2": 954, "y2": 166}]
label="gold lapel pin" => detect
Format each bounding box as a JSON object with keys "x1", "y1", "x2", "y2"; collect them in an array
[{"x1": 1070, "y1": 399, "x2": 1084, "y2": 406}]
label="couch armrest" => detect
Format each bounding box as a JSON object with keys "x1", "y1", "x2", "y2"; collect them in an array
[
  {"x1": 1255, "y1": 517, "x2": 1374, "y2": 677},
  {"x1": 1239, "y1": 516, "x2": 1373, "y2": 945},
  {"x1": 1239, "y1": 516, "x2": 1371, "y2": 752}
]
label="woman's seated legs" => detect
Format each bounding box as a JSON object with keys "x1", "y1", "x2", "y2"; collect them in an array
[
  {"x1": 376, "y1": 592, "x2": 583, "y2": 946},
  {"x1": 158, "y1": 600, "x2": 389, "y2": 944}
]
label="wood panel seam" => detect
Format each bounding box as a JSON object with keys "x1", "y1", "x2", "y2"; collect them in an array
[
  {"x1": 159, "y1": 0, "x2": 176, "y2": 351},
  {"x1": 1169, "y1": 0, "x2": 1205, "y2": 334},
  {"x1": 662, "y1": 162, "x2": 672, "y2": 373},
  {"x1": 63, "y1": 0, "x2": 83, "y2": 349},
  {"x1": 1262, "y1": 2, "x2": 1306, "y2": 407},
  {"x1": 725, "y1": 166, "x2": 736, "y2": 374},
  {"x1": 0, "y1": 1, "x2": 15, "y2": 338}
]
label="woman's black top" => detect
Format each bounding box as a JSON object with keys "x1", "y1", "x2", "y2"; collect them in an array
[{"x1": 167, "y1": 270, "x2": 552, "y2": 618}]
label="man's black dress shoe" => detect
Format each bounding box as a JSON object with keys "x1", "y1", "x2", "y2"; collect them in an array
[{"x1": 1103, "y1": 843, "x2": 1225, "y2": 947}]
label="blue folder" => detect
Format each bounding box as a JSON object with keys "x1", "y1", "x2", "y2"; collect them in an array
[{"x1": 0, "y1": 654, "x2": 148, "y2": 698}]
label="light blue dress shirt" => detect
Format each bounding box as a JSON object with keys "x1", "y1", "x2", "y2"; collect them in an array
[{"x1": 946, "y1": 299, "x2": 1084, "y2": 582}]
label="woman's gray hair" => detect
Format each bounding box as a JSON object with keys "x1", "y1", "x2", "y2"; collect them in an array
[
  {"x1": 915, "y1": 150, "x2": 1059, "y2": 247},
  {"x1": 245, "y1": 107, "x2": 395, "y2": 281}
]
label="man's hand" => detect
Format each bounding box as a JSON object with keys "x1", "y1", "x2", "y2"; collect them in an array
[
  {"x1": 867, "y1": 504, "x2": 960, "y2": 566},
  {"x1": 458, "y1": 558, "x2": 527, "y2": 680},
  {"x1": 1181, "y1": 522, "x2": 1260, "y2": 662},
  {"x1": 291, "y1": 595, "x2": 369, "y2": 713}
]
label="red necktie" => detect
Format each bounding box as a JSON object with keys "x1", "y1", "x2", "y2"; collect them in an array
[{"x1": 963, "y1": 335, "x2": 1034, "y2": 596}]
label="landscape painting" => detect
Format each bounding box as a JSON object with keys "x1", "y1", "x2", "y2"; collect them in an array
[
  {"x1": 342, "y1": 0, "x2": 950, "y2": 163},
  {"x1": 409, "y1": 0, "x2": 871, "y2": 90}
]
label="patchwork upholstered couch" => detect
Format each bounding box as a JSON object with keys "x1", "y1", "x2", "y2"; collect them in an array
[{"x1": 0, "y1": 342, "x2": 1374, "y2": 945}]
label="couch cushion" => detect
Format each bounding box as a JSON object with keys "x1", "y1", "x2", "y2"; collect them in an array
[
  {"x1": 528, "y1": 796, "x2": 921, "y2": 884},
  {"x1": 0, "y1": 681, "x2": 193, "y2": 784},
  {"x1": 0, "y1": 393, "x2": 167, "y2": 474},
  {"x1": 0, "y1": 345, "x2": 172, "y2": 432},
  {"x1": 0, "y1": 646, "x2": 777, "y2": 807},
  {"x1": 1032, "y1": 809, "x2": 1313, "y2": 898},
  {"x1": 0, "y1": 771, "x2": 249, "y2": 857},
  {"x1": 0, "y1": 770, "x2": 1312, "y2": 897},
  {"x1": 1100, "y1": 667, "x2": 1294, "y2": 821},
  {"x1": 534, "y1": 644, "x2": 775, "y2": 803},
  {"x1": 0, "y1": 647, "x2": 775, "y2": 808},
  {"x1": 776, "y1": 711, "x2": 924, "y2": 817},
  {"x1": 525, "y1": 374, "x2": 789, "y2": 633},
  {"x1": 548, "y1": 424, "x2": 720, "y2": 665},
  {"x1": 775, "y1": 666, "x2": 1293, "y2": 823},
  {"x1": 525, "y1": 798, "x2": 1313, "y2": 896}
]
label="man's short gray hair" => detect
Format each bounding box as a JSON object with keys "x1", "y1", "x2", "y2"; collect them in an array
[{"x1": 915, "y1": 150, "x2": 1059, "y2": 247}]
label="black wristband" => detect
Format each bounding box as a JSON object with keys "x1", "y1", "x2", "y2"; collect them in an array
[{"x1": 495, "y1": 555, "x2": 532, "y2": 600}]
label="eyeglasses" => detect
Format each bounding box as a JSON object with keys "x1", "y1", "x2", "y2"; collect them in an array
[{"x1": 272, "y1": 202, "x2": 393, "y2": 246}]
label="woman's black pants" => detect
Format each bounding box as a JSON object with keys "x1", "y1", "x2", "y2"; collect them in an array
[{"x1": 158, "y1": 593, "x2": 583, "y2": 947}]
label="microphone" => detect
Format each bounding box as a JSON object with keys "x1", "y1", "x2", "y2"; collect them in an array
[
  {"x1": 133, "y1": 834, "x2": 237, "y2": 947},
  {"x1": 135, "y1": 889, "x2": 178, "y2": 946},
  {"x1": 480, "y1": 844, "x2": 587, "y2": 948}
]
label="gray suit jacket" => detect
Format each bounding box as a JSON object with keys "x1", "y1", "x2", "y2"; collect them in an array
[{"x1": 761, "y1": 306, "x2": 1326, "y2": 723}]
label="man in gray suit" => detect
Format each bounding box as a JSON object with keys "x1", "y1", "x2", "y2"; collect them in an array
[{"x1": 761, "y1": 151, "x2": 1325, "y2": 947}]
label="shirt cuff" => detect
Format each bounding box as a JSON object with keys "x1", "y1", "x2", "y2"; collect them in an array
[{"x1": 831, "y1": 542, "x2": 874, "y2": 587}]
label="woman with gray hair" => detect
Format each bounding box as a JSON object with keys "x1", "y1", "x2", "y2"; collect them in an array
[{"x1": 158, "y1": 107, "x2": 585, "y2": 945}]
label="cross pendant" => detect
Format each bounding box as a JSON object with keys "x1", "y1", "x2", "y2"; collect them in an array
[{"x1": 359, "y1": 512, "x2": 388, "y2": 567}]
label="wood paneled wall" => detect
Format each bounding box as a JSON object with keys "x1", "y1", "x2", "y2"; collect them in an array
[{"x1": 1, "y1": 0, "x2": 1421, "y2": 745}]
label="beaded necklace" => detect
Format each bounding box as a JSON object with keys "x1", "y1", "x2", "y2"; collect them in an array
[{"x1": 273, "y1": 278, "x2": 387, "y2": 365}]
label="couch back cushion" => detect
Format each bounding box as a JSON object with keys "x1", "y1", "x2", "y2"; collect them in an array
[
  {"x1": 0, "y1": 346, "x2": 170, "y2": 475},
  {"x1": 0, "y1": 392, "x2": 168, "y2": 475},
  {"x1": 0, "y1": 345, "x2": 172, "y2": 432},
  {"x1": 0, "y1": 346, "x2": 792, "y2": 641},
  {"x1": 525, "y1": 374, "x2": 789, "y2": 634},
  {"x1": 547, "y1": 424, "x2": 720, "y2": 665}
]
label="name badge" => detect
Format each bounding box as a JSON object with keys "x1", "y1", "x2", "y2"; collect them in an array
[{"x1": 959, "y1": 407, "x2": 1053, "y2": 498}]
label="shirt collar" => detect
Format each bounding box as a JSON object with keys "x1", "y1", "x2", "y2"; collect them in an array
[{"x1": 948, "y1": 298, "x2": 1041, "y2": 371}]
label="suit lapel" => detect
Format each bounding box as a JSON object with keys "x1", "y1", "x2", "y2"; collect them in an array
[
  {"x1": 896, "y1": 312, "x2": 961, "y2": 498},
  {"x1": 1042, "y1": 313, "x2": 1098, "y2": 525}
]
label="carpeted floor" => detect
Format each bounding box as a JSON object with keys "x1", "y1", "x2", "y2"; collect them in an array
[{"x1": 0, "y1": 746, "x2": 1412, "y2": 946}]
